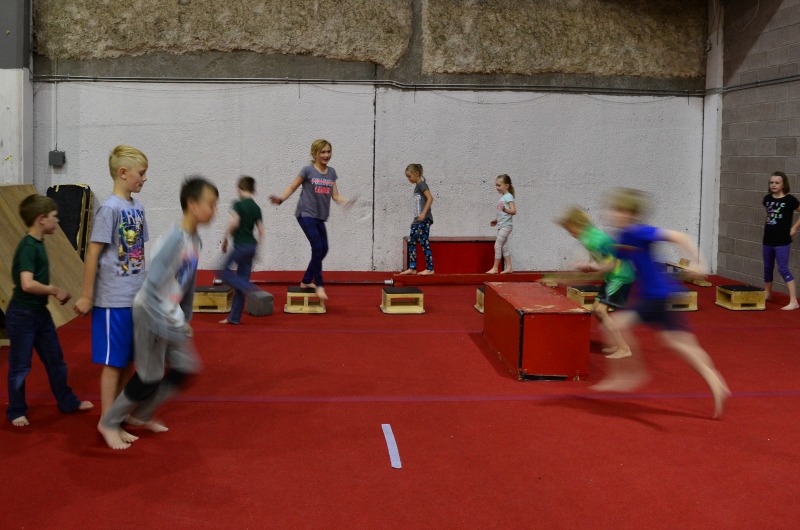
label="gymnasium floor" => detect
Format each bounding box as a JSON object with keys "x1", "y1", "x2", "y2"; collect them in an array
[{"x1": 1, "y1": 276, "x2": 799, "y2": 529}]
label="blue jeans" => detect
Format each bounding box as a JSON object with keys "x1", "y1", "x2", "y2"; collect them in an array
[
  {"x1": 216, "y1": 243, "x2": 258, "y2": 324},
  {"x1": 297, "y1": 216, "x2": 329, "y2": 286},
  {"x1": 5, "y1": 301, "x2": 81, "y2": 421}
]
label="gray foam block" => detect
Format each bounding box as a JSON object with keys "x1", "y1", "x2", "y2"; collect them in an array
[{"x1": 246, "y1": 290, "x2": 273, "y2": 316}]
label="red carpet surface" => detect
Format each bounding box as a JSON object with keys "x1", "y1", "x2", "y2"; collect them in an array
[{"x1": 2, "y1": 277, "x2": 800, "y2": 529}]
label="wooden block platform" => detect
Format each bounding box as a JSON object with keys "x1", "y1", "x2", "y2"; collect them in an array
[
  {"x1": 715, "y1": 285, "x2": 766, "y2": 311},
  {"x1": 667, "y1": 289, "x2": 698, "y2": 311},
  {"x1": 475, "y1": 286, "x2": 485, "y2": 313},
  {"x1": 566, "y1": 285, "x2": 601, "y2": 310},
  {"x1": 284, "y1": 286, "x2": 326, "y2": 314},
  {"x1": 193, "y1": 285, "x2": 233, "y2": 313},
  {"x1": 380, "y1": 286, "x2": 425, "y2": 314},
  {"x1": 665, "y1": 259, "x2": 712, "y2": 287}
]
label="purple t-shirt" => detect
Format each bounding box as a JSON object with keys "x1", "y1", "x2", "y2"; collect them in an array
[
  {"x1": 616, "y1": 224, "x2": 679, "y2": 300},
  {"x1": 294, "y1": 164, "x2": 338, "y2": 221}
]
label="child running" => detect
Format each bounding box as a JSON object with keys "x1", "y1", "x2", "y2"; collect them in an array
[
  {"x1": 269, "y1": 139, "x2": 353, "y2": 300},
  {"x1": 399, "y1": 163, "x2": 435, "y2": 275},
  {"x1": 557, "y1": 206, "x2": 635, "y2": 359},
  {"x1": 762, "y1": 171, "x2": 800, "y2": 310},
  {"x1": 486, "y1": 174, "x2": 516, "y2": 274},
  {"x1": 593, "y1": 188, "x2": 730, "y2": 419},
  {"x1": 217, "y1": 176, "x2": 264, "y2": 325},
  {"x1": 7, "y1": 194, "x2": 93, "y2": 426},
  {"x1": 98, "y1": 177, "x2": 218, "y2": 449}
]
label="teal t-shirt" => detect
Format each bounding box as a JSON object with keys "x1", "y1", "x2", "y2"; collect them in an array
[
  {"x1": 578, "y1": 225, "x2": 635, "y2": 286},
  {"x1": 232, "y1": 197, "x2": 263, "y2": 246},
  {"x1": 11, "y1": 234, "x2": 50, "y2": 310}
]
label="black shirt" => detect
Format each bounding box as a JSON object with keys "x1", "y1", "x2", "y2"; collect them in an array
[{"x1": 763, "y1": 193, "x2": 800, "y2": 246}]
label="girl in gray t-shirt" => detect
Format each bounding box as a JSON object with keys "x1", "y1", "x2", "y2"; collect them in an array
[{"x1": 399, "y1": 163, "x2": 435, "y2": 275}]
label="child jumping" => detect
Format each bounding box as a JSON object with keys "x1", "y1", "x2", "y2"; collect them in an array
[
  {"x1": 593, "y1": 188, "x2": 729, "y2": 419},
  {"x1": 486, "y1": 174, "x2": 516, "y2": 274},
  {"x1": 7, "y1": 194, "x2": 93, "y2": 426},
  {"x1": 98, "y1": 177, "x2": 218, "y2": 450},
  {"x1": 269, "y1": 139, "x2": 353, "y2": 301},
  {"x1": 399, "y1": 163, "x2": 434, "y2": 275},
  {"x1": 217, "y1": 176, "x2": 264, "y2": 325},
  {"x1": 74, "y1": 145, "x2": 149, "y2": 418},
  {"x1": 762, "y1": 171, "x2": 800, "y2": 310},
  {"x1": 557, "y1": 206, "x2": 635, "y2": 359}
]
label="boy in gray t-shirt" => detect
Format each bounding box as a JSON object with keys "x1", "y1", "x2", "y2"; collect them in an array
[{"x1": 74, "y1": 146, "x2": 149, "y2": 419}]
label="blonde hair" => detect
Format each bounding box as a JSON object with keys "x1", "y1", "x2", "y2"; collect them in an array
[
  {"x1": 606, "y1": 187, "x2": 647, "y2": 215},
  {"x1": 497, "y1": 174, "x2": 515, "y2": 196},
  {"x1": 556, "y1": 206, "x2": 592, "y2": 231},
  {"x1": 310, "y1": 139, "x2": 331, "y2": 163},
  {"x1": 109, "y1": 145, "x2": 148, "y2": 179},
  {"x1": 406, "y1": 163, "x2": 424, "y2": 181}
]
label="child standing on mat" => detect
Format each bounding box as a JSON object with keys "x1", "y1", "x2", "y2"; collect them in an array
[
  {"x1": 217, "y1": 176, "x2": 264, "y2": 325},
  {"x1": 593, "y1": 188, "x2": 729, "y2": 419},
  {"x1": 762, "y1": 171, "x2": 800, "y2": 310},
  {"x1": 486, "y1": 174, "x2": 516, "y2": 274},
  {"x1": 399, "y1": 163, "x2": 435, "y2": 275},
  {"x1": 269, "y1": 139, "x2": 353, "y2": 301},
  {"x1": 7, "y1": 194, "x2": 93, "y2": 426},
  {"x1": 557, "y1": 206, "x2": 635, "y2": 359},
  {"x1": 98, "y1": 177, "x2": 218, "y2": 450},
  {"x1": 74, "y1": 145, "x2": 149, "y2": 418}
]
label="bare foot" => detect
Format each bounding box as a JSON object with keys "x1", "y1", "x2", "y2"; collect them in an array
[
  {"x1": 315, "y1": 286, "x2": 329, "y2": 301},
  {"x1": 781, "y1": 302, "x2": 799, "y2": 310},
  {"x1": 601, "y1": 346, "x2": 618, "y2": 354},
  {"x1": 500, "y1": 269, "x2": 514, "y2": 274},
  {"x1": 300, "y1": 282, "x2": 317, "y2": 289},
  {"x1": 78, "y1": 401, "x2": 94, "y2": 411},
  {"x1": 418, "y1": 270, "x2": 434, "y2": 276},
  {"x1": 710, "y1": 371, "x2": 731, "y2": 419},
  {"x1": 97, "y1": 422, "x2": 132, "y2": 450},
  {"x1": 126, "y1": 415, "x2": 169, "y2": 433},
  {"x1": 765, "y1": 292, "x2": 772, "y2": 301},
  {"x1": 11, "y1": 416, "x2": 30, "y2": 427},
  {"x1": 486, "y1": 269, "x2": 499, "y2": 274},
  {"x1": 398, "y1": 269, "x2": 417, "y2": 276},
  {"x1": 590, "y1": 372, "x2": 651, "y2": 392},
  {"x1": 605, "y1": 349, "x2": 633, "y2": 360},
  {"x1": 120, "y1": 429, "x2": 139, "y2": 443},
  {"x1": 218, "y1": 318, "x2": 239, "y2": 325}
]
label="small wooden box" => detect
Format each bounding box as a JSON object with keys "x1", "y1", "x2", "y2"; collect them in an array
[
  {"x1": 380, "y1": 287, "x2": 425, "y2": 314},
  {"x1": 193, "y1": 285, "x2": 233, "y2": 313},
  {"x1": 284, "y1": 286, "x2": 326, "y2": 314},
  {"x1": 715, "y1": 285, "x2": 766, "y2": 311},
  {"x1": 667, "y1": 290, "x2": 698, "y2": 311},
  {"x1": 566, "y1": 285, "x2": 601, "y2": 310},
  {"x1": 475, "y1": 286, "x2": 485, "y2": 313}
]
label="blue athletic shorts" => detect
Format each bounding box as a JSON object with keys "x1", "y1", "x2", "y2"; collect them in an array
[
  {"x1": 633, "y1": 298, "x2": 690, "y2": 332},
  {"x1": 92, "y1": 307, "x2": 134, "y2": 368}
]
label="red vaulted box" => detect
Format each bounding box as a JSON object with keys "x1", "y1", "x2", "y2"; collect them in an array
[{"x1": 483, "y1": 282, "x2": 591, "y2": 381}]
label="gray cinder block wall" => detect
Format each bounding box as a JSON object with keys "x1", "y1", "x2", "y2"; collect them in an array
[{"x1": 719, "y1": 0, "x2": 800, "y2": 288}]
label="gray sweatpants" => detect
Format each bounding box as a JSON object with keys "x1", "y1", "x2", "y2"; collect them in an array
[{"x1": 101, "y1": 303, "x2": 202, "y2": 429}]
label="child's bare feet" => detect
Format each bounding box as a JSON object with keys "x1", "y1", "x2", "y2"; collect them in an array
[
  {"x1": 97, "y1": 422, "x2": 132, "y2": 450},
  {"x1": 78, "y1": 401, "x2": 94, "y2": 411},
  {"x1": 709, "y1": 371, "x2": 731, "y2": 419},
  {"x1": 11, "y1": 416, "x2": 30, "y2": 427},
  {"x1": 218, "y1": 318, "x2": 239, "y2": 325},
  {"x1": 399, "y1": 269, "x2": 417, "y2": 275},
  {"x1": 781, "y1": 301, "x2": 799, "y2": 310},
  {"x1": 486, "y1": 268, "x2": 499, "y2": 274},
  {"x1": 590, "y1": 372, "x2": 651, "y2": 392},
  {"x1": 605, "y1": 349, "x2": 633, "y2": 359},
  {"x1": 500, "y1": 269, "x2": 514, "y2": 274},
  {"x1": 126, "y1": 415, "x2": 169, "y2": 433},
  {"x1": 300, "y1": 282, "x2": 317, "y2": 289},
  {"x1": 315, "y1": 286, "x2": 328, "y2": 301},
  {"x1": 601, "y1": 346, "x2": 618, "y2": 354},
  {"x1": 418, "y1": 269, "x2": 434, "y2": 276}
]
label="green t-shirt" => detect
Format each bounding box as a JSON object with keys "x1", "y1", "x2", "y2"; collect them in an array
[
  {"x1": 232, "y1": 197, "x2": 263, "y2": 247},
  {"x1": 11, "y1": 234, "x2": 50, "y2": 310},
  {"x1": 578, "y1": 225, "x2": 635, "y2": 286}
]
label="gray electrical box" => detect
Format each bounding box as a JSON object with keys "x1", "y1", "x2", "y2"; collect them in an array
[{"x1": 48, "y1": 150, "x2": 66, "y2": 167}]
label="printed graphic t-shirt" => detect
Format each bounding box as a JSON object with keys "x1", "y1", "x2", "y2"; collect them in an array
[
  {"x1": 295, "y1": 164, "x2": 338, "y2": 221},
  {"x1": 763, "y1": 193, "x2": 799, "y2": 246},
  {"x1": 91, "y1": 194, "x2": 148, "y2": 308}
]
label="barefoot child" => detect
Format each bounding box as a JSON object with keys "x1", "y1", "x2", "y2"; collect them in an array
[
  {"x1": 399, "y1": 163, "x2": 435, "y2": 275},
  {"x1": 556, "y1": 206, "x2": 634, "y2": 359},
  {"x1": 216, "y1": 176, "x2": 264, "y2": 325},
  {"x1": 6, "y1": 195, "x2": 93, "y2": 426},
  {"x1": 269, "y1": 139, "x2": 353, "y2": 300},
  {"x1": 593, "y1": 188, "x2": 730, "y2": 419},
  {"x1": 74, "y1": 145, "x2": 149, "y2": 420},
  {"x1": 762, "y1": 171, "x2": 800, "y2": 310},
  {"x1": 98, "y1": 177, "x2": 218, "y2": 449},
  {"x1": 486, "y1": 174, "x2": 516, "y2": 274}
]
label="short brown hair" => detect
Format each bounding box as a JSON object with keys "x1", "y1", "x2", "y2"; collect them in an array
[
  {"x1": 238, "y1": 176, "x2": 256, "y2": 193},
  {"x1": 19, "y1": 194, "x2": 57, "y2": 227}
]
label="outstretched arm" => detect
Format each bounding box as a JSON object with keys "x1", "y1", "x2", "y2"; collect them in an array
[
  {"x1": 269, "y1": 175, "x2": 304, "y2": 205},
  {"x1": 662, "y1": 229, "x2": 706, "y2": 274},
  {"x1": 332, "y1": 182, "x2": 350, "y2": 207}
]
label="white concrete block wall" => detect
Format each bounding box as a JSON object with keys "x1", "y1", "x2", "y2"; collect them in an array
[{"x1": 32, "y1": 82, "x2": 704, "y2": 272}]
